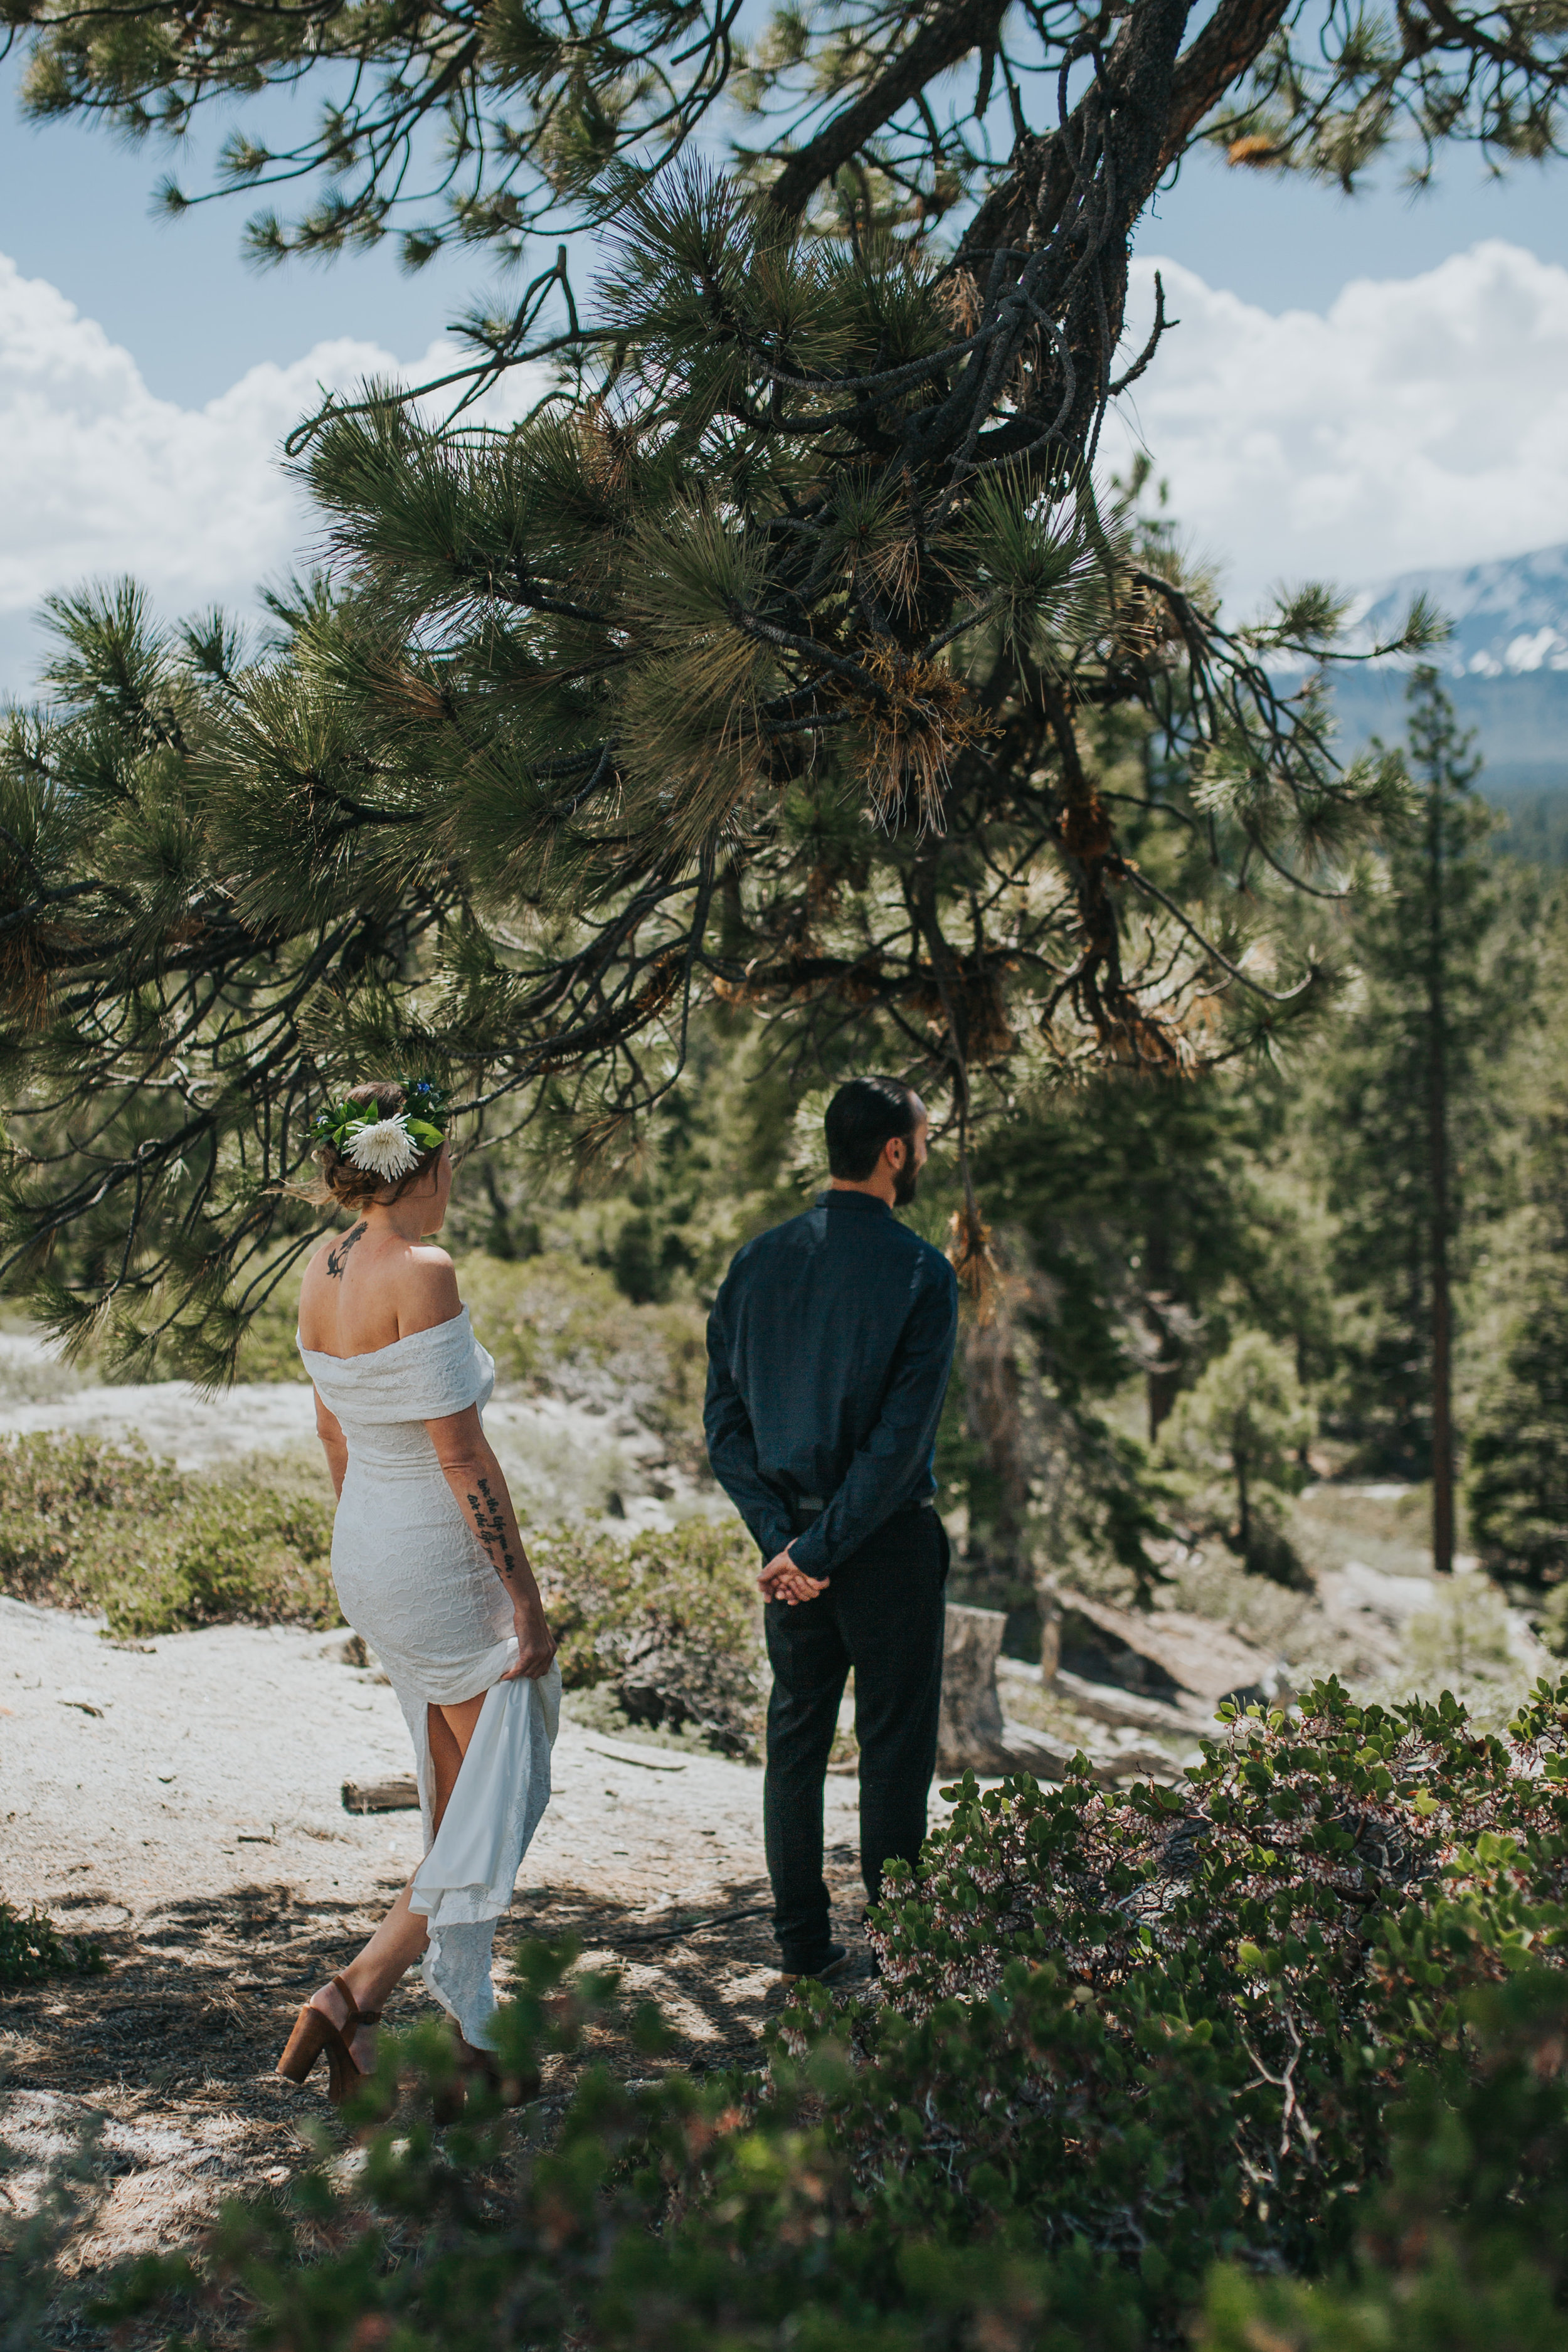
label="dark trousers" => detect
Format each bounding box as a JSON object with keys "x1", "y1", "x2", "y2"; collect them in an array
[{"x1": 762, "y1": 1505, "x2": 948, "y2": 1970}]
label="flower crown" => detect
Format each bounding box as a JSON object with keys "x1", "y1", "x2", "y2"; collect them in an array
[{"x1": 310, "y1": 1076, "x2": 450, "y2": 1185}]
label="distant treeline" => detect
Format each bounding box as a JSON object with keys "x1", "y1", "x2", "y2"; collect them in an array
[{"x1": 1332, "y1": 668, "x2": 1568, "y2": 858}]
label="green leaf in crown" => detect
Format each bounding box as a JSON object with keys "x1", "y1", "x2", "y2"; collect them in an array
[
  {"x1": 311, "y1": 1082, "x2": 450, "y2": 1155},
  {"x1": 398, "y1": 1074, "x2": 449, "y2": 1125}
]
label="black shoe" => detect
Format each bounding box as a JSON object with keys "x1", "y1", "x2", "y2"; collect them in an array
[{"x1": 779, "y1": 1941, "x2": 849, "y2": 1986}]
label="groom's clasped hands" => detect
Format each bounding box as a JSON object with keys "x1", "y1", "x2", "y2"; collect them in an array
[{"x1": 758, "y1": 1547, "x2": 830, "y2": 1607}]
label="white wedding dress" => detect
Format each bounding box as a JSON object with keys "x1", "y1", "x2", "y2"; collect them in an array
[{"x1": 298, "y1": 1306, "x2": 559, "y2": 2050}]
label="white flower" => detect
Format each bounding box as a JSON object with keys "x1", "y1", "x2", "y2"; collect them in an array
[{"x1": 344, "y1": 1114, "x2": 420, "y2": 1182}]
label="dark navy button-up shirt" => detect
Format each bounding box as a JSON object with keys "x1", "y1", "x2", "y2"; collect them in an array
[{"x1": 703, "y1": 1189, "x2": 959, "y2": 1576}]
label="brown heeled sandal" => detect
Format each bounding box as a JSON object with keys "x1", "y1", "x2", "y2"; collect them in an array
[
  {"x1": 276, "y1": 1973, "x2": 384, "y2": 2108},
  {"x1": 452, "y1": 2030, "x2": 540, "y2": 2109}
]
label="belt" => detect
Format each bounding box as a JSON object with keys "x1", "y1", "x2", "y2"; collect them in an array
[{"x1": 792, "y1": 1493, "x2": 935, "y2": 1524}]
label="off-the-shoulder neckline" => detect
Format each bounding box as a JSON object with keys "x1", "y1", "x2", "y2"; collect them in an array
[{"x1": 296, "y1": 1304, "x2": 471, "y2": 1365}]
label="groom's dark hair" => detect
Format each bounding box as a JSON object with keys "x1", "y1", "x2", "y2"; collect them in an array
[{"x1": 824, "y1": 1076, "x2": 921, "y2": 1181}]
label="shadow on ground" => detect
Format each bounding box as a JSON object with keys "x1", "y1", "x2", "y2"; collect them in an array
[{"x1": 1, "y1": 1841, "x2": 874, "y2": 2327}]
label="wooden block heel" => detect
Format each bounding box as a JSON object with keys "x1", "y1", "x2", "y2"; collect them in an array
[{"x1": 276, "y1": 2002, "x2": 335, "y2": 2084}]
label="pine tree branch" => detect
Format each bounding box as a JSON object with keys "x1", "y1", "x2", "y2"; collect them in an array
[{"x1": 762, "y1": 0, "x2": 1012, "y2": 220}]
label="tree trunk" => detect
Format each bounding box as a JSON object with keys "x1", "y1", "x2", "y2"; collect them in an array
[
  {"x1": 937, "y1": 1604, "x2": 1010, "y2": 1771},
  {"x1": 481, "y1": 1162, "x2": 517, "y2": 1259},
  {"x1": 1144, "y1": 1199, "x2": 1181, "y2": 1441},
  {"x1": 1428, "y1": 778, "x2": 1456, "y2": 1577}
]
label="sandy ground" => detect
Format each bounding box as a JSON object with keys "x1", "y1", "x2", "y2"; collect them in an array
[{"x1": 1, "y1": 1592, "x2": 871, "y2": 2284}]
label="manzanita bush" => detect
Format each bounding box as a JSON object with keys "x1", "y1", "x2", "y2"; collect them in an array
[
  {"x1": 824, "y1": 1673, "x2": 1568, "y2": 2312},
  {"x1": 1200, "y1": 1964, "x2": 1568, "y2": 2351},
  {"x1": 62, "y1": 1679, "x2": 1568, "y2": 2352}
]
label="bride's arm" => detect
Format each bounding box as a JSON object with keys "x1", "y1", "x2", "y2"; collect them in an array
[
  {"x1": 425, "y1": 1404, "x2": 558, "y2": 1681},
  {"x1": 315, "y1": 1391, "x2": 349, "y2": 1500}
]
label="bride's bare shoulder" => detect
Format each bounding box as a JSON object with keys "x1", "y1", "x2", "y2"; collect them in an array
[{"x1": 395, "y1": 1243, "x2": 462, "y2": 1338}]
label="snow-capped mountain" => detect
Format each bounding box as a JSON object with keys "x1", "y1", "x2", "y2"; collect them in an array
[
  {"x1": 1324, "y1": 543, "x2": 1568, "y2": 835},
  {"x1": 1352, "y1": 543, "x2": 1568, "y2": 679}
]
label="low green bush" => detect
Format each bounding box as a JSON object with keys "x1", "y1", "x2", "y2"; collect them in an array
[
  {"x1": 0, "y1": 1898, "x2": 102, "y2": 1986},
  {"x1": 531, "y1": 1517, "x2": 763, "y2": 1755},
  {"x1": 1198, "y1": 1966, "x2": 1568, "y2": 2351},
  {"x1": 0, "y1": 1431, "x2": 184, "y2": 1602},
  {"x1": 115, "y1": 1475, "x2": 340, "y2": 1640},
  {"x1": 841, "y1": 1675, "x2": 1568, "y2": 2325},
  {"x1": 0, "y1": 1434, "x2": 337, "y2": 1638},
  {"x1": 110, "y1": 1949, "x2": 1153, "y2": 2352},
  {"x1": 455, "y1": 1253, "x2": 707, "y2": 1443}
]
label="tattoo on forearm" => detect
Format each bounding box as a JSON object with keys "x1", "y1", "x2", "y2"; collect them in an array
[
  {"x1": 464, "y1": 1475, "x2": 522, "y2": 1582},
  {"x1": 326, "y1": 1223, "x2": 368, "y2": 1279}
]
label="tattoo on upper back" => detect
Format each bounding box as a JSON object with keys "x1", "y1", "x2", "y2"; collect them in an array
[{"x1": 326, "y1": 1223, "x2": 368, "y2": 1280}]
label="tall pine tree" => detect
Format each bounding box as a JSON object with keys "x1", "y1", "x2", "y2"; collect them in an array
[
  {"x1": 1318, "y1": 668, "x2": 1523, "y2": 1573},
  {"x1": 1467, "y1": 899, "x2": 1568, "y2": 1591}
]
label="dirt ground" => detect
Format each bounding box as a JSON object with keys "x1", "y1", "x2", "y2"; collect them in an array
[{"x1": 1, "y1": 1592, "x2": 876, "y2": 2288}]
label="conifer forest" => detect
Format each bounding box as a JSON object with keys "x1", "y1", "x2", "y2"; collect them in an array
[{"x1": 7, "y1": 0, "x2": 1568, "y2": 2336}]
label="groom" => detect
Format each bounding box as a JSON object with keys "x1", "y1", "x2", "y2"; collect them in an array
[{"x1": 704, "y1": 1076, "x2": 959, "y2": 1980}]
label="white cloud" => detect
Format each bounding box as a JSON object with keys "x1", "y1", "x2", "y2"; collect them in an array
[
  {"x1": 4, "y1": 236, "x2": 1567, "y2": 690},
  {"x1": 1114, "y1": 240, "x2": 1568, "y2": 615},
  {"x1": 0, "y1": 252, "x2": 542, "y2": 691}
]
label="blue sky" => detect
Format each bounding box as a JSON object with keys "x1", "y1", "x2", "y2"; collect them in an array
[
  {"x1": 3, "y1": 47, "x2": 1568, "y2": 690},
  {"x1": 3, "y1": 48, "x2": 1563, "y2": 400}
]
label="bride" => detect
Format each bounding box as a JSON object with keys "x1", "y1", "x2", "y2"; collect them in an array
[{"x1": 275, "y1": 1078, "x2": 559, "y2": 2106}]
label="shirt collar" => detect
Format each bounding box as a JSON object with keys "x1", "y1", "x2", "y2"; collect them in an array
[{"x1": 819, "y1": 1189, "x2": 892, "y2": 1217}]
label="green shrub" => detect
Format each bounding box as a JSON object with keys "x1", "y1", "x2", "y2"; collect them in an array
[
  {"x1": 0, "y1": 1432, "x2": 184, "y2": 1608},
  {"x1": 165, "y1": 1890, "x2": 1568, "y2": 2352},
  {"x1": 1198, "y1": 1966, "x2": 1568, "y2": 2350},
  {"x1": 531, "y1": 1517, "x2": 762, "y2": 1755},
  {"x1": 0, "y1": 1898, "x2": 102, "y2": 1986},
  {"x1": 176, "y1": 1946, "x2": 1150, "y2": 2352},
  {"x1": 0, "y1": 1434, "x2": 337, "y2": 1637},
  {"x1": 112, "y1": 1473, "x2": 338, "y2": 1640},
  {"x1": 822, "y1": 1675, "x2": 1568, "y2": 2331},
  {"x1": 456, "y1": 1253, "x2": 707, "y2": 1443}
]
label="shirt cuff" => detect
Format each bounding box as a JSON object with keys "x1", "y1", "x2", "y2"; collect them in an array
[{"x1": 790, "y1": 1521, "x2": 830, "y2": 1575}]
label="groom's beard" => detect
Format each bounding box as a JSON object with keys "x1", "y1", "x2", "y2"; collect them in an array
[{"x1": 893, "y1": 1153, "x2": 920, "y2": 1207}]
